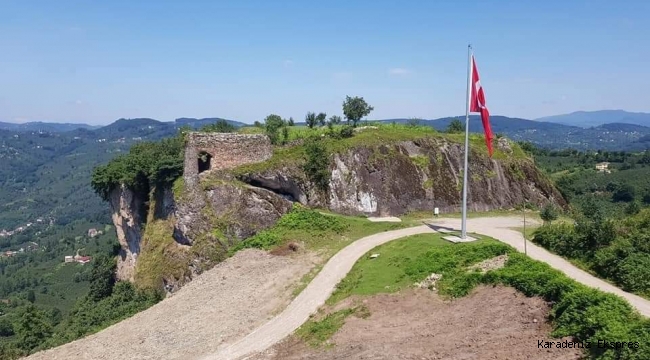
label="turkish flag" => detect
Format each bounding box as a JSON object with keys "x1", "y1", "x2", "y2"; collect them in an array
[{"x1": 470, "y1": 55, "x2": 494, "y2": 157}]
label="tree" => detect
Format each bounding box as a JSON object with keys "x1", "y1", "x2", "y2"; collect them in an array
[
  {"x1": 288, "y1": 117, "x2": 295, "y2": 126},
  {"x1": 14, "y1": 305, "x2": 52, "y2": 351},
  {"x1": 640, "y1": 151, "x2": 650, "y2": 165},
  {"x1": 305, "y1": 112, "x2": 317, "y2": 129},
  {"x1": 281, "y1": 125, "x2": 290, "y2": 145},
  {"x1": 0, "y1": 318, "x2": 14, "y2": 337},
  {"x1": 253, "y1": 120, "x2": 262, "y2": 128},
  {"x1": 540, "y1": 204, "x2": 559, "y2": 224},
  {"x1": 342, "y1": 96, "x2": 374, "y2": 127},
  {"x1": 303, "y1": 139, "x2": 330, "y2": 191},
  {"x1": 407, "y1": 118, "x2": 421, "y2": 127},
  {"x1": 89, "y1": 255, "x2": 116, "y2": 301},
  {"x1": 26, "y1": 289, "x2": 35, "y2": 303},
  {"x1": 446, "y1": 119, "x2": 464, "y2": 133},
  {"x1": 264, "y1": 114, "x2": 285, "y2": 144},
  {"x1": 625, "y1": 201, "x2": 640, "y2": 215},
  {"x1": 328, "y1": 115, "x2": 342, "y2": 125},
  {"x1": 200, "y1": 119, "x2": 235, "y2": 133},
  {"x1": 643, "y1": 190, "x2": 650, "y2": 205},
  {"x1": 612, "y1": 183, "x2": 635, "y2": 202},
  {"x1": 316, "y1": 112, "x2": 327, "y2": 127}
]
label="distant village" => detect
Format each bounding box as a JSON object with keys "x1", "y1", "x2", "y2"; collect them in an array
[
  {"x1": 1, "y1": 224, "x2": 102, "y2": 265},
  {"x1": 0, "y1": 218, "x2": 46, "y2": 238}
]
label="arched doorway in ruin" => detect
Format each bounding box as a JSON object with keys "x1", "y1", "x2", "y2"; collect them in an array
[{"x1": 198, "y1": 151, "x2": 212, "y2": 173}]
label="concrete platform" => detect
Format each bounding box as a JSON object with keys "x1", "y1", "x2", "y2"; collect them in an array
[
  {"x1": 367, "y1": 216, "x2": 402, "y2": 223},
  {"x1": 442, "y1": 235, "x2": 478, "y2": 243}
]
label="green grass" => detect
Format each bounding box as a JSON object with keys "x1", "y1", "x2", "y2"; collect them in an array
[
  {"x1": 231, "y1": 205, "x2": 406, "y2": 257},
  {"x1": 134, "y1": 218, "x2": 191, "y2": 290},
  {"x1": 327, "y1": 234, "x2": 511, "y2": 304},
  {"x1": 233, "y1": 123, "x2": 529, "y2": 175},
  {"x1": 400, "y1": 209, "x2": 534, "y2": 224},
  {"x1": 296, "y1": 307, "x2": 356, "y2": 347}
]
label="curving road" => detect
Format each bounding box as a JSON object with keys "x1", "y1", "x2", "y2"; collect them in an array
[{"x1": 204, "y1": 216, "x2": 650, "y2": 360}]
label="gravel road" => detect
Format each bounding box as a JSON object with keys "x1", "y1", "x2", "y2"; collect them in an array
[
  {"x1": 25, "y1": 250, "x2": 313, "y2": 360},
  {"x1": 207, "y1": 216, "x2": 650, "y2": 360}
]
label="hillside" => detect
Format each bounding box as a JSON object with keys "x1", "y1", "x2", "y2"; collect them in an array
[
  {"x1": 0, "y1": 121, "x2": 99, "y2": 132},
  {"x1": 536, "y1": 110, "x2": 650, "y2": 128}
]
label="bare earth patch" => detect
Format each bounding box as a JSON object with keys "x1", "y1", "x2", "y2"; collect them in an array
[
  {"x1": 26, "y1": 249, "x2": 314, "y2": 360},
  {"x1": 254, "y1": 286, "x2": 582, "y2": 360}
]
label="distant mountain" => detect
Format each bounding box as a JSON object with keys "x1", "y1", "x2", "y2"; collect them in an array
[
  {"x1": 0, "y1": 121, "x2": 99, "y2": 132},
  {"x1": 374, "y1": 116, "x2": 650, "y2": 151},
  {"x1": 535, "y1": 110, "x2": 650, "y2": 128}
]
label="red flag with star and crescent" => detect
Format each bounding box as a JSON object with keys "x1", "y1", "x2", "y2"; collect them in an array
[{"x1": 470, "y1": 55, "x2": 494, "y2": 157}]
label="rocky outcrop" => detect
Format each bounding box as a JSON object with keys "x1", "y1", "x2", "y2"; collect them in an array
[
  {"x1": 241, "y1": 138, "x2": 565, "y2": 216},
  {"x1": 108, "y1": 135, "x2": 564, "y2": 289},
  {"x1": 109, "y1": 185, "x2": 145, "y2": 281},
  {"x1": 174, "y1": 176, "x2": 293, "y2": 246}
]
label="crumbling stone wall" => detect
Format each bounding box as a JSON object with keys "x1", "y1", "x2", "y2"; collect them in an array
[{"x1": 183, "y1": 132, "x2": 272, "y2": 187}]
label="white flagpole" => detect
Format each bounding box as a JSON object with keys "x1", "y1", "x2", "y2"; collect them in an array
[{"x1": 461, "y1": 44, "x2": 472, "y2": 239}]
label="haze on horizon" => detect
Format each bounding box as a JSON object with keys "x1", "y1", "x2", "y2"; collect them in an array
[{"x1": 1, "y1": 0, "x2": 649, "y2": 125}]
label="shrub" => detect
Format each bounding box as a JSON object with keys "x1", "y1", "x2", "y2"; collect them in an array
[
  {"x1": 338, "y1": 125, "x2": 354, "y2": 139},
  {"x1": 615, "y1": 253, "x2": 650, "y2": 293},
  {"x1": 200, "y1": 119, "x2": 235, "y2": 133},
  {"x1": 551, "y1": 287, "x2": 635, "y2": 341},
  {"x1": 276, "y1": 206, "x2": 346, "y2": 233},
  {"x1": 303, "y1": 139, "x2": 331, "y2": 191},
  {"x1": 540, "y1": 203, "x2": 559, "y2": 223},
  {"x1": 233, "y1": 231, "x2": 281, "y2": 251}
]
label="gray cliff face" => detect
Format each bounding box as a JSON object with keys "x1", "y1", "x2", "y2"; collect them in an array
[
  {"x1": 173, "y1": 177, "x2": 293, "y2": 246},
  {"x1": 240, "y1": 139, "x2": 565, "y2": 216},
  {"x1": 109, "y1": 185, "x2": 144, "y2": 281}
]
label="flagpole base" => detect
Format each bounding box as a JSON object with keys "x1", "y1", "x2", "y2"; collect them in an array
[{"x1": 442, "y1": 235, "x2": 478, "y2": 243}]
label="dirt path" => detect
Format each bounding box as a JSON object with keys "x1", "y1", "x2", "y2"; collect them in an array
[
  {"x1": 208, "y1": 216, "x2": 650, "y2": 360},
  {"x1": 25, "y1": 250, "x2": 314, "y2": 360},
  {"x1": 253, "y1": 286, "x2": 582, "y2": 360},
  {"x1": 205, "y1": 226, "x2": 436, "y2": 360}
]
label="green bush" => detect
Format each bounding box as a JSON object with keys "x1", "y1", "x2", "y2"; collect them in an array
[
  {"x1": 540, "y1": 203, "x2": 559, "y2": 223},
  {"x1": 231, "y1": 231, "x2": 281, "y2": 251},
  {"x1": 615, "y1": 253, "x2": 650, "y2": 293},
  {"x1": 483, "y1": 253, "x2": 574, "y2": 302},
  {"x1": 303, "y1": 139, "x2": 331, "y2": 191},
  {"x1": 276, "y1": 206, "x2": 346, "y2": 233},
  {"x1": 551, "y1": 287, "x2": 635, "y2": 340}
]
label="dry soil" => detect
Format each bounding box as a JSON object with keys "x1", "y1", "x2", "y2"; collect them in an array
[{"x1": 254, "y1": 286, "x2": 583, "y2": 360}]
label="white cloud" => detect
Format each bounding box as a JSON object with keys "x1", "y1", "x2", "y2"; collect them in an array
[
  {"x1": 75, "y1": 99, "x2": 83, "y2": 105},
  {"x1": 283, "y1": 60, "x2": 294, "y2": 68},
  {"x1": 388, "y1": 68, "x2": 412, "y2": 76}
]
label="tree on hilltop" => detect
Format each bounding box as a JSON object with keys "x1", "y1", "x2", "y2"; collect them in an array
[
  {"x1": 316, "y1": 113, "x2": 327, "y2": 127},
  {"x1": 342, "y1": 96, "x2": 374, "y2": 127},
  {"x1": 201, "y1": 119, "x2": 235, "y2": 133},
  {"x1": 446, "y1": 119, "x2": 464, "y2": 133},
  {"x1": 305, "y1": 112, "x2": 317, "y2": 129},
  {"x1": 328, "y1": 115, "x2": 342, "y2": 125},
  {"x1": 264, "y1": 114, "x2": 285, "y2": 144}
]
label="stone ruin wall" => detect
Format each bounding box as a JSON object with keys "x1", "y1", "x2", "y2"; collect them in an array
[{"x1": 183, "y1": 132, "x2": 273, "y2": 187}]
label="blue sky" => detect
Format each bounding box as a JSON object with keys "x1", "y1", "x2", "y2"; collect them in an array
[{"x1": 1, "y1": 0, "x2": 648, "y2": 125}]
